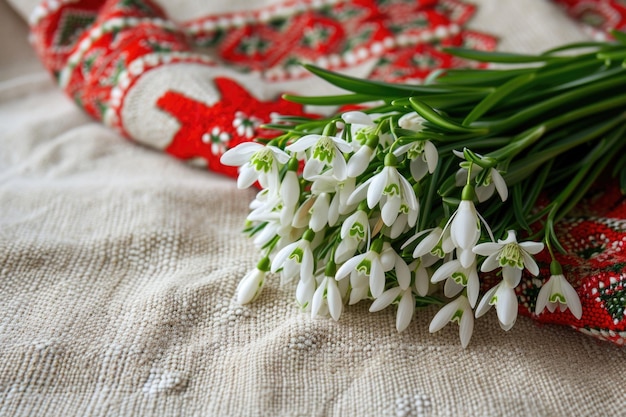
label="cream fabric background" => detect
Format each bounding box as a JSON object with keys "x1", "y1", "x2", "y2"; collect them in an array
[{"x1": 1, "y1": 1, "x2": 625, "y2": 416}]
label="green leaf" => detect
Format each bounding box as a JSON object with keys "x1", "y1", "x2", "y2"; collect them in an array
[
  {"x1": 282, "y1": 93, "x2": 382, "y2": 105},
  {"x1": 442, "y1": 47, "x2": 569, "y2": 63},
  {"x1": 611, "y1": 30, "x2": 626, "y2": 46},
  {"x1": 409, "y1": 98, "x2": 488, "y2": 134},
  {"x1": 462, "y1": 72, "x2": 535, "y2": 125},
  {"x1": 302, "y1": 64, "x2": 485, "y2": 96}
]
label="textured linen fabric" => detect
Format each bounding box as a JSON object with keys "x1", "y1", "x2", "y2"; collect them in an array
[{"x1": 1, "y1": 1, "x2": 626, "y2": 416}]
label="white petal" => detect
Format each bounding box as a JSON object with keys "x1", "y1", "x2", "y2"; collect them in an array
[
  {"x1": 472, "y1": 242, "x2": 502, "y2": 256},
  {"x1": 349, "y1": 283, "x2": 369, "y2": 305},
  {"x1": 467, "y1": 268, "x2": 479, "y2": 308},
  {"x1": 444, "y1": 278, "x2": 464, "y2": 298},
  {"x1": 560, "y1": 276, "x2": 583, "y2": 319},
  {"x1": 310, "y1": 279, "x2": 326, "y2": 317},
  {"x1": 429, "y1": 300, "x2": 457, "y2": 333},
  {"x1": 519, "y1": 241, "x2": 544, "y2": 255},
  {"x1": 332, "y1": 152, "x2": 348, "y2": 181},
  {"x1": 396, "y1": 290, "x2": 415, "y2": 332},
  {"x1": 475, "y1": 285, "x2": 498, "y2": 318},
  {"x1": 220, "y1": 142, "x2": 263, "y2": 165},
  {"x1": 491, "y1": 168, "x2": 508, "y2": 202},
  {"x1": 285, "y1": 134, "x2": 320, "y2": 152},
  {"x1": 301, "y1": 247, "x2": 315, "y2": 281},
  {"x1": 370, "y1": 258, "x2": 385, "y2": 297},
  {"x1": 459, "y1": 306, "x2": 474, "y2": 348},
  {"x1": 451, "y1": 201, "x2": 480, "y2": 249},
  {"x1": 480, "y1": 252, "x2": 500, "y2": 272},
  {"x1": 495, "y1": 285, "x2": 518, "y2": 326},
  {"x1": 522, "y1": 251, "x2": 540, "y2": 276},
  {"x1": 347, "y1": 146, "x2": 372, "y2": 177},
  {"x1": 281, "y1": 171, "x2": 300, "y2": 208},
  {"x1": 412, "y1": 230, "x2": 440, "y2": 258},
  {"x1": 502, "y1": 266, "x2": 522, "y2": 287},
  {"x1": 332, "y1": 137, "x2": 354, "y2": 153},
  {"x1": 369, "y1": 287, "x2": 402, "y2": 312},
  {"x1": 271, "y1": 242, "x2": 298, "y2": 272},
  {"x1": 381, "y1": 196, "x2": 401, "y2": 226},
  {"x1": 342, "y1": 111, "x2": 374, "y2": 125},
  {"x1": 424, "y1": 141, "x2": 438, "y2": 173},
  {"x1": 347, "y1": 178, "x2": 372, "y2": 206},
  {"x1": 296, "y1": 277, "x2": 316, "y2": 307},
  {"x1": 431, "y1": 260, "x2": 461, "y2": 283},
  {"x1": 410, "y1": 159, "x2": 428, "y2": 182},
  {"x1": 458, "y1": 248, "x2": 476, "y2": 269},
  {"x1": 237, "y1": 165, "x2": 259, "y2": 189},
  {"x1": 534, "y1": 279, "x2": 552, "y2": 315},
  {"x1": 326, "y1": 279, "x2": 343, "y2": 321},
  {"x1": 398, "y1": 174, "x2": 418, "y2": 211},
  {"x1": 335, "y1": 254, "x2": 367, "y2": 280},
  {"x1": 309, "y1": 194, "x2": 330, "y2": 232},
  {"x1": 303, "y1": 158, "x2": 324, "y2": 180},
  {"x1": 395, "y1": 255, "x2": 411, "y2": 290},
  {"x1": 268, "y1": 145, "x2": 290, "y2": 164},
  {"x1": 236, "y1": 269, "x2": 264, "y2": 304},
  {"x1": 414, "y1": 265, "x2": 430, "y2": 297},
  {"x1": 367, "y1": 171, "x2": 387, "y2": 208}
]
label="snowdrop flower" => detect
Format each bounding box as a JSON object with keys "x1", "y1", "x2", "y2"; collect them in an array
[
  {"x1": 286, "y1": 133, "x2": 352, "y2": 181},
  {"x1": 347, "y1": 139, "x2": 378, "y2": 177},
  {"x1": 393, "y1": 140, "x2": 438, "y2": 182},
  {"x1": 473, "y1": 230, "x2": 544, "y2": 287},
  {"x1": 449, "y1": 185, "x2": 484, "y2": 268},
  {"x1": 398, "y1": 112, "x2": 426, "y2": 132},
  {"x1": 402, "y1": 226, "x2": 453, "y2": 259},
  {"x1": 454, "y1": 154, "x2": 508, "y2": 202},
  {"x1": 535, "y1": 261, "x2": 582, "y2": 319},
  {"x1": 431, "y1": 259, "x2": 480, "y2": 307},
  {"x1": 236, "y1": 258, "x2": 270, "y2": 304},
  {"x1": 335, "y1": 239, "x2": 391, "y2": 298},
  {"x1": 271, "y1": 230, "x2": 316, "y2": 284},
  {"x1": 335, "y1": 208, "x2": 369, "y2": 263},
  {"x1": 475, "y1": 281, "x2": 518, "y2": 330},
  {"x1": 296, "y1": 276, "x2": 316, "y2": 309},
  {"x1": 311, "y1": 275, "x2": 344, "y2": 321},
  {"x1": 221, "y1": 142, "x2": 290, "y2": 190},
  {"x1": 311, "y1": 173, "x2": 357, "y2": 221},
  {"x1": 429, "y1": 295, "x2": 474, "y2": 348},
  {"x1": 409, "y1": 259, "x2": 431, "y2": 297},
  {"x1": 347, "y1": 154, "x2": 418, "y2": 227},
  {"x1": 369, "y1": 287, "x2": 416, "y2": 332}
]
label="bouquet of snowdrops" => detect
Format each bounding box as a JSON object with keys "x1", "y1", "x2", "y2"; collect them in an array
[{"x1": 221, "y1": 33, "x2": 626, "y2": 347}]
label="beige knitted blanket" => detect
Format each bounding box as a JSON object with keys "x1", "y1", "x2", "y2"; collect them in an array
[{"x1": 1, "y1": 0, "x2": 625, "y2": 415}]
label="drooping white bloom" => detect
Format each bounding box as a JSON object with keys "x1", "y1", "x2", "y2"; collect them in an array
[
  {"x1": 393, "y1": 140, "x2": 438, "y2": 182},
  {"x1": 347, "y1": 143, "x2": 376, "y2": 177},
  {"x1": 271, "y1": 232, "x2": 315, "y2": 284},
  {"x1": 455, "y1": 162, "x2": 508, "y2": 202},
  {"x1": 335, "y1": 209, "x2": 369, "y2": 263},
  {"x1": 335, "y1": 242, "x2": 392, "y2": 298},
  {"x1": 310, "y1": 173, "x2": 357, "y2": 219},
  {"x1": 347, "y1": 165, "x2": 418, "y2": 227},
  {"x1": 308, "y1": 192, "x2": 330, "y2": 232},
  {"x1": 475, "y1": 280, "x2": 519, "y2": 329},
  {"x1": 403, "y1": 226, "x2": 454, "y2": 259},
  {"x1": 449, "y1": 199, "x2": 482, "y2": 268},
  {"x1": 311, "y1": 276, "x2": 344, "y2": 321},
  {"x1": 431, "y1": 259, "x2": 480, "y2": 308},
  {"x1": 286, "y1": 133, "x2": 352, "y2": 181},
  {"x1": 473, "y1": 230, "x2": 544, "y2": 287},
  {"x1": 236, "y1": 258, "x2": 270, "y2": 305},
  {"x1": 429, "y1": 295, "x2": 474, "y2": 348},
  {"x1": 535, "y1": 273, "x2": 582, "y2": 319},
  {"x1": 236, "y1": 267, "x2": 266, "y2": 305},
  {"x1": 369, "y1": 287, "x2": 416, "y2": 332},
  {"x1": 398, "y1": 112, "x2": 426, "y2": 132},
  {"x1": 221, "y1": 142, "x2": 290, "y2": 190},
  {"x1": 409, "y1": 259, "x2": 431, "y2": 297}
]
